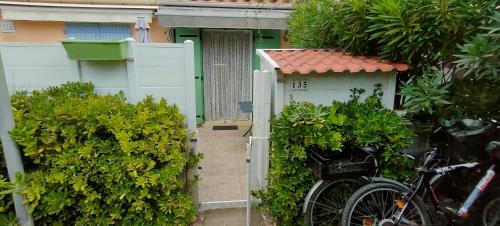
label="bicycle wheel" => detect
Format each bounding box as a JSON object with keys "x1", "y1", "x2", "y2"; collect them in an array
[
  {"x1": 305, "y1": 178, "x2": 364, "y2": 226},
  {"x1": 342, "y1": 182, "x2": 431, "y2": 226},
  {"x1": 482, "y1": 195, "x2": 500, "y2": 226}
]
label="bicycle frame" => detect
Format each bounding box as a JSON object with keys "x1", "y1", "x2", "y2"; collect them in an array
[{"x1": 395, "y1": 157, "x2": 497, "y2": 224}]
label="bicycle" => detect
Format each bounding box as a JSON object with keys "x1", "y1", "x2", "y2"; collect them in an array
[
  {"x1": 303, "y1": 142, "x2": 432, "y2": 226},
  {"x1": 341, "y1": 139, "x2": 500, "y2": 226}
]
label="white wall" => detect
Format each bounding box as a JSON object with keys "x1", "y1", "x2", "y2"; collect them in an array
[
  {"x1": 0, "y1": 42, "x2": 196, "y2": 130},
  {"x1": 283, "y1": 72, "x2": 397, "y2": 109}
]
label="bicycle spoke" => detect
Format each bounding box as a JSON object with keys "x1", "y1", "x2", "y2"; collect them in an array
[
  {"x1": 351, "y1": 187, "x2": 429, "y2": 225},
  {"x1": 311, "y1": 200, "x2": 337, "y2": 212}
]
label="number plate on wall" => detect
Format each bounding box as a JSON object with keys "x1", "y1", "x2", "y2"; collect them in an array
[
  {"x1": 291, "y1": 80, "x2": 309, "y2": 91},
  {"x1": 0, "y1": 20, "x2": 16, "y2": 33}
]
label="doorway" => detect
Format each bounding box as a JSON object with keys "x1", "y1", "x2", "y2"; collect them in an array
[{"x1": 202, "y1": 29, "x2": 253, "y2": 121}]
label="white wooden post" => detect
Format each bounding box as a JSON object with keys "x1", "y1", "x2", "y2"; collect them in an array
[
  {"x1": 183, "y1": 40, "x2": 197, "y2": 131},
  {"x1": 386, "y1": 72, "x2": 397, "y2": 109},
  {"x1": 246, "y1": 139, "x2": 253, "y2": 226},
  {"x1": 274, "y1": 71, "x2": 285, "y2": 114},
  {"x1": 183, "y1": 40, "x2": 199, "y2": 208},
  {"x1": 125, "y1": 38, "x2": 138, "y2": 103},
  {"x1": 0, "y1": 51, "x2": 34, "y2": 226},
  {"x1": 252, "y1": 70, "x2": 272, "y2": 188},
  {"x1": 68, "y1": 59, "x2": 82, "y2": 82},
  {"x1": 247, "y1": 70, "x2": 272, "y2": 226}
]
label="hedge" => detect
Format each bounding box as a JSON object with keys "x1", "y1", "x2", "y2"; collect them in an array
[
  {"x1": 1, "y1": 82, "x2": 200, "y2": 225},
  {"x1": 256, "y1": 88, "x2": 414, "y2": 225}
]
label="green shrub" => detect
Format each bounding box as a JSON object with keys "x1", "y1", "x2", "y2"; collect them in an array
[
  {"x1": 0, "y1": 118, "x2": 15, "y2": 222},
  {"x1": 257, "y1": 88, "x2": 413, "y2": 225},
  {"x1": 445, "y1": 78, "x2": 500, "y2": 120},
  {"x1": 6, "y1": 82, "x2": 199, "y2": 225},
  {"x1": 400, "y1": 69, "x2": 452, "y2": 117},
  {"x1": 455, "y1": 12, "x2": 500, "y2": 81}
]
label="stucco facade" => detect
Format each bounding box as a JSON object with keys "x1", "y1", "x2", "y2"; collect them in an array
[
  {"x1": 0, "y1": 16, "x2": 171, "y2": 43},
  {"x1": 0, "y1": 18, "x2": 64, "y2": 42}
]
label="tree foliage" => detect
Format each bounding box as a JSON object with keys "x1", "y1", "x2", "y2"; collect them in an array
[
  {"x1": 287, "y1": 0, "x2": 496, "y2": 73},
  {"x1": 455, "y1": 12, "x2": 500, "y2": 80},
  {"x1": 402, "y1": 12, "x2": 499, "y2": 120}
]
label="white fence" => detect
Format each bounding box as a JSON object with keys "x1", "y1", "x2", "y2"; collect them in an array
[
  {"x1": 0, "y1": 41, "x2": 196, "y2": 130},
  {"x1": 246, "y1": 70, "x2": 272, "y2": 226}
]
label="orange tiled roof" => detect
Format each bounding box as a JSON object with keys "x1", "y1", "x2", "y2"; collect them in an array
[{"x1": 265, "y1": 49, "x2": 409, "y2": 75}]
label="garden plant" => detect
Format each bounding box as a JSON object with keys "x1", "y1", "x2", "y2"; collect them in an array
[
  {"x1": 0, "y1": 82, "x2": 200, "y2": 225},
  {"x1": 256, "y1": 88, "x2": 414, "y2": 225}
]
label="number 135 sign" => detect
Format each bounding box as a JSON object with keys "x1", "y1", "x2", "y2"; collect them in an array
[{"x1": 291, "y1": 80, "x2": 308, "y2": 91}]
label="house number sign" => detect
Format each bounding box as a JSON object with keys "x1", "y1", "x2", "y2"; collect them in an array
[
  {"x1": 291, "y1": 80, "x2": 308, "y2": 91},
  {"x1": 0, "y1": 20, "x2": 15, "y2": 33}
]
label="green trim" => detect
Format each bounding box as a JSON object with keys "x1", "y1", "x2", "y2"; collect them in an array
[
  {"x1": 174, "y1": 28, "x2": 205, "y2": 124},
  {"x1": 253, "y1": 29, "x2": 281, "y2": 70},
  {"x1": 61, "y1": 39, "x2": 128, "y2": 61},
  {"x1": 61, "y1": 39, "x2": 128, "y2": 44}
]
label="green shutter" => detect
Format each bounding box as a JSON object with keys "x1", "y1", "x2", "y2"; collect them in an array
[
  {"x1": 174, "y1": 28, "x2": 205, "y2": 124},
  {"x1": 253, "y1": 30, "x2": 282, "y2": 70}
]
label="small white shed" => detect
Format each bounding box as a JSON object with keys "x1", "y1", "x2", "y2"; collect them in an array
[
  {"x1": 246, "y1": 49, "x2": 409, "y2": 205},
  {"x1": 256, "y1": 49, "x2": 409, "y2": 114}
]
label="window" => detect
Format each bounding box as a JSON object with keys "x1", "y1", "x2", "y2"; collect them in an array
[{"x1": 65, "y1": 23, "x2": 131, "y2": 40}]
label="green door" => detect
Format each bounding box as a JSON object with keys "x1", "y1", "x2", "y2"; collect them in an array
[
  {"x1": 253, "y1": 30, "x2": 282, "y2": 70},
  {"x1": 174, "y1": 28, "x2": 205, "y2": 124}
]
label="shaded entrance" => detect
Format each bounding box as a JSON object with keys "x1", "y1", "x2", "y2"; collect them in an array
[{"x1": 202, "y1": 30, "x2": 252, "y2": 121}]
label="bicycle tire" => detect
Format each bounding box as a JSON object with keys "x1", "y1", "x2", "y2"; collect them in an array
[
  {"x1": 304, "y1": 178, "x2": 365, "y2": 226},
  {"x1": 481, "y1": 194, "x2": 500, "y2": 226},
  {"x1": 341, "y1": 182, "x2": 432, "y2": 226},
  {"x1": 467, "y1": 189, "x2": 500, "y2": 226}
]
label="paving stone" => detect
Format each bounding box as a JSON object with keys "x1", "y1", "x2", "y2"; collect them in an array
[
  {"x1": 198, "y1": 120, "x2": 251, "y2": 202},
  {"x1": 193, "y1": 208, "x2": 270, "y2": 226}
]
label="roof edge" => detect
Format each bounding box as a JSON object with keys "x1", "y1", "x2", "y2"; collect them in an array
[
  {"x1": 0, "y1": 1, "x2": 159, "y2": 10},
  {"x1": 280, "y1": 68, "x2": 406, "y2": 75},
  {"x1": 265, "y1": 49, "x2": 410, "y2": 75},
  {"x1": 158, "y1": 1, "x2": 294, "y2": 10},
  {"x1": 257, "y1": 49, "x2": 280, "y2": 70}
]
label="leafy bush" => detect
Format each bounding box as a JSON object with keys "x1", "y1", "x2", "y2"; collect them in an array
[
  {"x1": 402, "y1": 12, "x2": 499, "y2": 122},
  {"x1": 257, "y1": 88, "x2": 413, "y2": 225},
  {"x1": 286, "y1": 0, "x2": 339, "y2": 49},
  {"x1": 5, "y1": 82, "x2": 199, "y2": 225},
  {"x1": 445, "y1": 78, "x2": 500, "y2": 120},
  {"x1": 455, "y1": 12, "x2": 500, "y2": 80},
  {"x1": 400, "y1": 69, "x2": 451, "y2": 116},
  {"x1": 0, "y1": 172, "x2": 16, "y2": 226},
  {"x1": 338, "y1": 89, "x2": 414, "y2": 179}
]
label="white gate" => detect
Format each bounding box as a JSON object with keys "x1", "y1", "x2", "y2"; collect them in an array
[{"x1": 246, "y1": 70, "x2": 272, "y2": 226}]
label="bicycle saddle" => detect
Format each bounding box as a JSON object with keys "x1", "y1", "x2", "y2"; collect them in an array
[
  {"x1": 361, "y1": 146, "x2": 377, "y2": 154},
  {"x1": 485, "y1": 141, "x2": 500, "y2": 152},
  {"x1": 400, "y1": 147, "x2": 436, "y2": 159}
]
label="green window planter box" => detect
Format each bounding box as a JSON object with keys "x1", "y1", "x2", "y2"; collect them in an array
[{"x1": 61, "y1": 39, "x2": 129, "y2": 60}]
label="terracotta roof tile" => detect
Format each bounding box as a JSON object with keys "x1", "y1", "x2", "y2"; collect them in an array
[{"x1": 265, "y1": 49, "x2": 409, "y2": 75}]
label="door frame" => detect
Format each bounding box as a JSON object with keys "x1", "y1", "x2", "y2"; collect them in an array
[{"x1": 174, "y1": 28, "x2": 281, "y2": 123}]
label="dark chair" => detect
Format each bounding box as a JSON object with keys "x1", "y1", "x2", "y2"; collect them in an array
[{"x1": 239, "y1": 101, "x2": 253, "y2": 137}]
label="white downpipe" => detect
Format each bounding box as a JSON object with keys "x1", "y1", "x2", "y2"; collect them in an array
[{"x1": 0, "y1": 51, "x2": 34, "y2": 226}]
